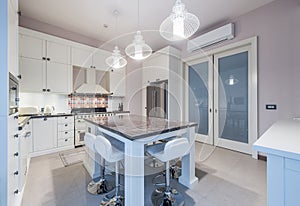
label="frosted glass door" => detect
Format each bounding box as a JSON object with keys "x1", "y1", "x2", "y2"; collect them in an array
[
  {"x1": 188, "y1": 58, "x2": 213, "y2": 144},
  {"x1": 214, "y1": 47, "x2": 252, "y2": 154}
]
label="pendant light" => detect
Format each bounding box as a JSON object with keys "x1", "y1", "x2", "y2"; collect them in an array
[
  {"x1": 105, "y1": 10, "x2": 127, "y2": 69},
  {"x1": 125, "y1": 0, "x2": 152, "y2": 60},
  {"x1": 159, "y1": 0, "x2": 200, "y2": 41},
  {"x1": 225, "y1": 75, "x2": 239, "y2": 86}
]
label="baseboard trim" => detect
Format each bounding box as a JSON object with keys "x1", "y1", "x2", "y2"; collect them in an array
[
  {"x1": 30, "y1": 145, "x2": 74, "y2": 158},
  {"x1": 258, "y1": 154, "x2": 267, "y2": 161}
]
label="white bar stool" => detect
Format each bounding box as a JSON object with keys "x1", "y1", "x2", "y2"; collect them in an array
[
  {"x1": 94, "y1": 135, "x2": 125, "y2": 206},
  {"x1": 146, "y1": 138, "x2": 190, "y2": 206},
  {"x1": 84, "y1": 133, "x2": 114, "y2": 195}
]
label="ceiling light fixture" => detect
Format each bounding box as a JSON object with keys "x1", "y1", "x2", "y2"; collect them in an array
[
  {"x1": 225, "y1": 75, "x2": 239, "y2": 86},
  {"x1": 125, "y1": 0, "x2": 152, "y2": 60},
  {"x1": 159, "y1": 0, "x2": 200, "y2": 41},
  {"x1": 105, "y1": 10, "x2": 127, "y2": 69}
]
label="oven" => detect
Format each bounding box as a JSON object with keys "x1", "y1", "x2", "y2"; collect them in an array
[
  {"x1": 9, "y1": 72, "x2": 19, "y2": 115},
  {"x1": 73, "y1": 107, "x2": 112, "y2": 147}
]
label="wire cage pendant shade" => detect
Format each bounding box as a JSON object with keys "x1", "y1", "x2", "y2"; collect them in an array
[
  {"x1": 125, "y1": 31, "x2": 152, "y2": 60},
  {"x1": 105, "y1": 46, "x2": 127, "y2": 69},
  {"x1": 160, "y1": 0, "x2": 200, "y2": 41}
]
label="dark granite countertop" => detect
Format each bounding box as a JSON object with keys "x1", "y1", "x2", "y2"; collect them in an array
[
  {"x1": 19, "y1": 113, "x2": 74, "y2": 119},
  {"x1": 84, "y1": 114, "x2": 197, "y2": 141}
]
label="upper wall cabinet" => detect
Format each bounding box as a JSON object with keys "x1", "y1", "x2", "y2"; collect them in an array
[
  {"x1": 109, "y1": 68, "x2": 126, "y2": 97},
  {"x1": 8, "y1": 0, "x2": 19, "y2": 78},
  {"x1": 19, "y1": 35, "x2": 70, "y2": 65},
  {"x1": 19, "y1": 29, "x2": 72, "y2": 94},
  {"x1": 71, "y1": 47, "x2": 110, "y2": 71}
]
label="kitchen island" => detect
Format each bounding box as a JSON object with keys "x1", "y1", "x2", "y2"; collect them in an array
[
  {"x1": 85, "y1": 114, "x2": 198, "y2": 206},
  {"x1": 253, "y1": 119, "x2": 300, "y2": 206}
]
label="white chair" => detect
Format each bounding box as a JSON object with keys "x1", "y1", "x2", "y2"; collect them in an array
[
  {"x1": 146, "y1": 138, "x2": 190, "y2": 206},
  {"x1": 94, "y1": 135, "x2": 125, "y2": 206},
  {"x1": 84, "y1": 133, "x2": 113, "y2": 195}
]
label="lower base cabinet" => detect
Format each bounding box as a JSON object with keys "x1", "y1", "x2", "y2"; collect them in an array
[
  {"x1": 33, "y1": 117, "x2": 58, "y2": 152},
  {"x1": 32, "y1": 116, "x2": 74, "y2": 154}
]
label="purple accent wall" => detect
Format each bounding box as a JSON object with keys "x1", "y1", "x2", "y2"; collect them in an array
[
  {"x1": 19, "y1": 16, "x2": 114, "y2": 50},
  {"x1": 183, "y1": 0, "x2": 300, "y2": 136}
]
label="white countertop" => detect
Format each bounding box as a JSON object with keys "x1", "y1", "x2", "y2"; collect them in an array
[{"x1": 253, "y1": 119, "x2": 300, "y2": 160}]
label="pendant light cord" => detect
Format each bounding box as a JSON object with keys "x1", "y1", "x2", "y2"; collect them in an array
[{"x1": 137, "y1": 0, "x2": 140, "y2": 30}]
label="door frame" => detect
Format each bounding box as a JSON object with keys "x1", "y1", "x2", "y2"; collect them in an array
[
  {"x1": 185, "y1": 56, "x2": 214, "y2": 145},
  {"x1": 183, "y1": 36, "x2": 258, "y2": 158}
]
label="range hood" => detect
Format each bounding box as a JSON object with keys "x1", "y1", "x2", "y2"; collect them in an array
[{"x1": 74, "y1": 68, "x2": 112, "y2": 95}]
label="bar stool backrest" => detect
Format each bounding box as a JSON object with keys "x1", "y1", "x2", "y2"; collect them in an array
[{"x1": 94, "y1": 135, "x2": 113, "y2": 162}]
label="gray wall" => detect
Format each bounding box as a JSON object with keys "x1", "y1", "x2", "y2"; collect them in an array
[{"x1": 183, "y1": 0, "x2": 300, "y2": 136}]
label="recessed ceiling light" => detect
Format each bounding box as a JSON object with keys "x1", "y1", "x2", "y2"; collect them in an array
[{"x1": 103, "y1": 24, "x2": 108, "y2": 28}]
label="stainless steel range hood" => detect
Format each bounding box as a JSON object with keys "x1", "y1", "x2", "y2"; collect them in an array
[{"x1": 74, "y1": 67, "x2": 111, "y2": 95}]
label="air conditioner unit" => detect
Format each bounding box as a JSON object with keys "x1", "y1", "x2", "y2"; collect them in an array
[{"x1": 187, "y1": 23, "x2": 234, "y2": 52}]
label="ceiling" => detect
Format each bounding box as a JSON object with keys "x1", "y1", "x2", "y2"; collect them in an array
[{"x1": 19, "y1": 0, "x2": 275, "y2": 51}]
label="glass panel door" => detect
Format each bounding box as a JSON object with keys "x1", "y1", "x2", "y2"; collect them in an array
[
  {"x1": 214, "y1": 46, "x2": 252, "y2": 154},
  {"x1": 188, "y1": 57, "x2": 213, "y2": 144}
]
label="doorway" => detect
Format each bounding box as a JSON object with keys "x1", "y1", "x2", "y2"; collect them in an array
[{"x1": 185, "y1": 38, "x2": 257, "y2": 155}]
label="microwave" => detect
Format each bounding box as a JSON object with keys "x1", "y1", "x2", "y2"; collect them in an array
[{"x1": 9, "y1": 73, "x2": 19, "y2": 115}]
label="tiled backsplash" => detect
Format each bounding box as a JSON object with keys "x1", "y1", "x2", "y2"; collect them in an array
[{"x1": 68, "y1": 95, "x2": 108, "y2": 108}]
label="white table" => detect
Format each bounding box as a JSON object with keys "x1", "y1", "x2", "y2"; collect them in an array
[
  {"x1": 85, "y1": 114, "x2": 198, "y2": 206},
  {"x1": 253, "y1": 119, "x2": 300, "y2": 206}
]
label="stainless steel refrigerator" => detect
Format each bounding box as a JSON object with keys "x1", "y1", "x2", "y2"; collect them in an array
[{"x1": 146, "y1": 81, "x2": 168, "y2": 119}]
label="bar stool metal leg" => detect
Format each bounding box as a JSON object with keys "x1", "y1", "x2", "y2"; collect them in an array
[{"x1": 87, "y1": 157, "x2": 114, "y2": 195}]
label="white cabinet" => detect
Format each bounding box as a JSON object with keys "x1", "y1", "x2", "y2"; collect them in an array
[
  {"x1": 32, "y1": 117, "x2": 58, "y2": 152},
  {"x1": 8, "y1": 114, "x2": 20, "y2": 204},
  {"x1": 19, "y1": 32, "x2": 72, "y2": 94},
  {"x1": 8, "y1": 0, "x2": 19, "y2": 77},
  {"x1": 19, "y1": 119, "x2": 32, "y2": 192},
  {"x1": 71, "y1": 47, "x2": 93, "y2": 68},
  {"x1": 46, "y1": 62, "x2": 71, "y2": 93},
  {"x1": 71, "y1": 47, "x2": 110, "y2": 70},
  {"x1": 109, "y1": 68, "x2": 126, "y2": 96},
  {"x1": 19, "y1": 34, "x2": 70, "y2": 64},
  {"x1": 19, "y1": 57, "x2": 45, "y2": 92},
  {"x1": 57, "y1": 116, "x2": 74, "y2": 147}
]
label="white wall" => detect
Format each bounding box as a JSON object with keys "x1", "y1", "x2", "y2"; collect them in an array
[{"x1": 19, "y1": 93, "x2": 70, "y2": 113}]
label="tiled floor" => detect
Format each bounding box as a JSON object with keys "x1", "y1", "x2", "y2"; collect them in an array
[{"x1": 22, "y1": 143, "x2": 267, "y2": 206}]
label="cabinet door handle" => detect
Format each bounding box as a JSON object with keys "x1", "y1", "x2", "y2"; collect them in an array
[
  {"x1": 47, "y1": 57, "x2": 50, "y2": 61},
  {"x1": 65, "y1": 124, "x2": 68, "y2": 127},
  {"x1": 14, "y1": 190, "x2": 19, "y2": 195},
  {"x1": 65, "y1": 117, "x2": 67, "y2": 119},
  {"x1": 42, "y1": 89, "x2": 46, "y2": 92},
  {"x1": 14, "y1": 116, "x2": 18, "y2": 120},
  {"x1": 44, "y1": 118, "x2": 47, "y2": 121},
  {"x1": 14, "y1": 134, "x2": 19, "y2": 138},
  {"x1": 215, "y1": 109, "x2": 218, "y2": 113},
  {"x1": 42, "y1": 57, "x2": 46, "y2": 60},
  {"x1": 65, "y1": 139, "x2": 68, "y2": 142},
  {"x1": 14, "y1": 152, "x2": 18, "y2": 157},
  {"x1": 14, "y1": 171, "x2": 19, "y2": 176},
  {"x1": 47, "y1": 89, "x2": 51, "y2": 92},
  {"x1": 65, "y1": 132, "x2": 68, "y2": 134},
  {"x1": 17, "y1": 75, "x2": 22, "y2": 79}
]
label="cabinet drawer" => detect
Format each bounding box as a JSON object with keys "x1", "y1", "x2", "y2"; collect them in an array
[
  {"x1": 58, "y1": 138, "x2": 74, "y2": 147},
  {"x1": 58, "y1": 123, "x2": 74, "y2": 131},
  {"x1": 57, "y1": 116, "x2": 74, "y2": 124},
  {"x1": 58, "y1": 130, "x2": 74, "y2": 140}
]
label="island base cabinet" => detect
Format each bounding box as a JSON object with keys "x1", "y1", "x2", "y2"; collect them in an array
[
  {"x1": 33, "y1": 118, "x2": 58, "y2": 152},
  {"x1": 267, "y1": 154, "x2": 300, "y2": 206}
]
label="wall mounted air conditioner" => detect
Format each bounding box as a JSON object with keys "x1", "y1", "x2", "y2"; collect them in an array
[{"x1": 187, "y1": 23, "x2": 234, "y2": 52}]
